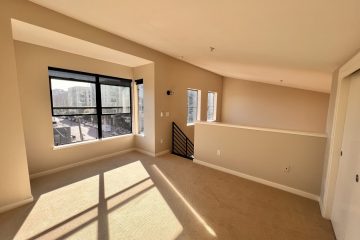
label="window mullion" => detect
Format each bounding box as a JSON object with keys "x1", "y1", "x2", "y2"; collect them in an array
[{"x1": 95, "y1": 75, "x2": 103, "y2": 139}]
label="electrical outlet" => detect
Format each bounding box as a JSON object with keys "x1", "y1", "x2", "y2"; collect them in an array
[
  {"x1": 165, "y1": 112, "x2": 170, "y2": 117},
  {"x1": 216, "y1": 149, "x2": 221, "y2": 156}
]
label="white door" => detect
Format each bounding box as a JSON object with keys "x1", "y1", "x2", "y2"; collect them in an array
[{"x1": 332, "y1": 72, "x2": 360, "y2": 240}]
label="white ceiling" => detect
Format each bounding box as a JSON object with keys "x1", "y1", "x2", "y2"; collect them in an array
[
  {"x1": 11, "y1": 19, "x2": 152, "y2": 67},
  {"x1": 28, "y1": 0, "x2": 360, "y2": 92}
]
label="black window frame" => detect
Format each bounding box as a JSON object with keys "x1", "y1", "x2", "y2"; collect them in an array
[{"x1": 48, "y1": 67, "x2": 133, "y2": 145}]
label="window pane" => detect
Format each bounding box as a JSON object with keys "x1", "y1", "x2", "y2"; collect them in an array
[
  {"x1": 52, "y1": 115, "x2": 98, "y2": 146},
  {"x1": 101, "y1": 85, "x2": 131, "y2": 112},
  {"x1": 102, "y1": 114, "x2": 132, "y2": 138},
  {"x1": 187, "y1": 89, "x2": 198, "y2": 124},
  {"x1": 207, "y1": 92, "x2": 216, "y2": 121},
  {"x1": 137, "y1": 83, "x2": 144, "y2": 134},
  {"x1": 51, "y1": 79, "x2": 96, "y2": 108},
  {"x1": 53, "y1": 108, "x2": 96, "y2": 115}
]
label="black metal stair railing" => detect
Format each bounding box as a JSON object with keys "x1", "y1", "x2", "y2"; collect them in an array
[{"x1": 172, "y1": 122, "x2": 194, "y2": 160}]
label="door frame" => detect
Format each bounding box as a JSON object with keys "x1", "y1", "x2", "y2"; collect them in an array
[{"x1": 321, "y1": 51, "x2": 360, "y2": 219}]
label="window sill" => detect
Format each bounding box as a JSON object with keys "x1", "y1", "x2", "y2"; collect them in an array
[
  {"x1": 187, "y1": 123, "x2": 195, "y2": 126},
  {"x1": 135, "y1": 133, "x2": 145, "y2": 137},
  {"x1": 101, "y1": 134, "x2": 134, "y2": 142},
  {"x1": 53, "y1": 133, "x2": 134, "y2": 150},
  {"x1": 207, "y1": 120, "x2": 217, "y2": 122}
]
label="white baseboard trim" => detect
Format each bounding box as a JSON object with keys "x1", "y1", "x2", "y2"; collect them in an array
[
  {"x1": 0, "y1": 196, "x2": 34, "y2": 214},
  {"x1": 30, "y1": 148, "x2": 169, "y2": 180},
  {"x1": 30, "y1": 148, "x2": 136, "y2": 179},
  {"x1": 193, "y1": 159, "x2": 320, "y2": 202},
  {"x1": 135, "y1": 149, "x2": 171, "y2": 157},
  {"x1": 155, "y1": 149, "x2": 170, "y2": 157},
  {"x1": 135, "y1": 148, "x2": 156, "y2": 157}
]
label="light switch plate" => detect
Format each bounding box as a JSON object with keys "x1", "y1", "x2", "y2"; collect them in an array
[{"x1": 217, "y1": 150, "x2": 221, "y2": 156}]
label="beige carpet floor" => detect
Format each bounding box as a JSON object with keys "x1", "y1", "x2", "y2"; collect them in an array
[{"x1": 0, "y1": 152, "x2": 335, "y2": 240}]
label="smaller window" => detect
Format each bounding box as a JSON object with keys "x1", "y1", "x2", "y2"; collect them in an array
[
  {"x1": 136, "y1": 79, "x2": 144, "y2": 135},
  {"x1": 207, "y1": 91, "x2": 217, "y2": 121},
  {"x1": 187, "y1": 89, "x2": 201, "y2": 125}
]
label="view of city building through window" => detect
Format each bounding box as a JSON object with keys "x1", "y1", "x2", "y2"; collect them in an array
[
  {"x1": 136, "y1": 80, "x2": 144, "y2": 134},
  {"x1": 50, "y1": 68, "x2": 132, "y2": 146},
  {"x1": 207, "y1": 91, "x2": 217, "y2": 121},
  {"x1": 100, "y1": 84, "x2": 131, "y2": 137},
  {"x1": 187, "y1": 89, "x2": 200, "y2": 124}
]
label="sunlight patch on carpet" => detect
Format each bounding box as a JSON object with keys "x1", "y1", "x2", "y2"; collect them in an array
[
  {"x1": 15, "y1": 175, "x2": 99, "y2": 240},
  {"x1": 153, "y1": 165, "x2": 217, "y2": 237}
]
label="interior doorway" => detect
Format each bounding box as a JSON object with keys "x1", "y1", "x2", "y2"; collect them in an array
[{"x1": 332, "y1": 70, "x2": 360, "y2": 240}]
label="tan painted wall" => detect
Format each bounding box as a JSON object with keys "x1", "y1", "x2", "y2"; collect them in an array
[
  {"x1": 133, "y1": 63, "x2": 156, "y2": 153},
  {"x1": 194, "y1": 122, "x2": 327, "y2": 195},
  {"x1": 0, "y1": 6, "x2": 32, "y2": 209},
  {"x1": 8, "y1": 0, "x2": 222, "y2": 153},
  {"x1": 0, "y1": 0, "x2": 222, "y2": 187},
  {"x1": 222, "y1": 77, "x2": 330, "y2": 133},
  {"x1": 14, "y1": 41, "x2": 135, "y2": 174},
  {"x1": 166, "y1": 60, "x2": 223, "y2": 142}
]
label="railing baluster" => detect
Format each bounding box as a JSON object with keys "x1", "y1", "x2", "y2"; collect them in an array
[
  {"x1": 172, "y1": 122, "x2": 194, "y2": 160},
  {"x1": 172, "y1": 123, "x2": 174, "y2": 154}
]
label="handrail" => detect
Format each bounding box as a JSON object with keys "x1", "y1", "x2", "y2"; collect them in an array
[{"x1": 172, "y1": 122, "x2": 194, "y2": 160}]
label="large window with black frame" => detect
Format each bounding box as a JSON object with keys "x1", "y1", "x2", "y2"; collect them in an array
[{"x1": 49, "y1": 68, "x2": 132, "y2": 146}]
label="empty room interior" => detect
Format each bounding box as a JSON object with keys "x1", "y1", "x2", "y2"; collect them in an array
[{"x1": 1, "y1": 0, "x2": 360, "y2": 239}]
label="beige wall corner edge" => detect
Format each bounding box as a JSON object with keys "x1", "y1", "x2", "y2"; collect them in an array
[
  {"x1": 155, "y1": 149, "x2": 171, "y2": 157},
  {"x1": 134, "y1": 148, "x2": 170, "y2": 157}
]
